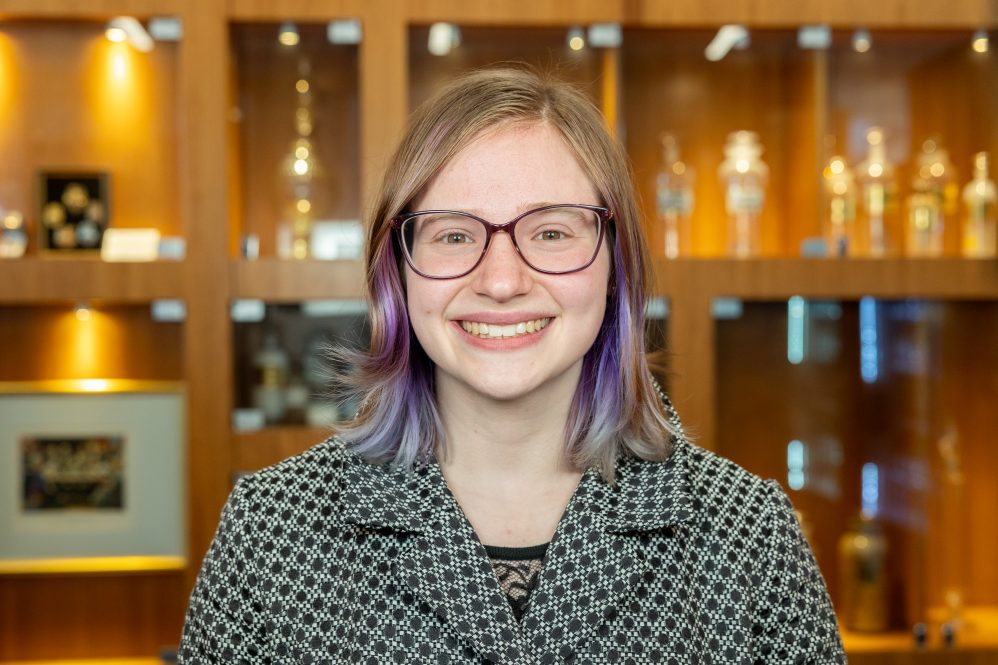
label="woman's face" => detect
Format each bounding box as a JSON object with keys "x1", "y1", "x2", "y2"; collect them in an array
[{"x1": 405, "y1": 122, "x2": 611, "y2": 403}]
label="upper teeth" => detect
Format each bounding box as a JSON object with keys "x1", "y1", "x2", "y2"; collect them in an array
[{"x1": 460, "y1": 318, "x2": 551, "y2": 339}]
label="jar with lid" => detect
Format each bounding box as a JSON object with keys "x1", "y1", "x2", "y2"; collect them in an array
[{"x1": 717, "y1": 131, "x2": 768, "y2": 257}]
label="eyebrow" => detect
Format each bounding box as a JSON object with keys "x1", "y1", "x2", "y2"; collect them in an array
[{"x1": 442, "y1": 202, "x2": 559, "y2": 218}]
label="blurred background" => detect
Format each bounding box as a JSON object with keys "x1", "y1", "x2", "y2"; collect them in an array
[{"x1": 0, "y1": 1, "x2": 996, "y2": 663}]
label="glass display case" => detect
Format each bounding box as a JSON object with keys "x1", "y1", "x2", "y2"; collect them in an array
[
  {"x1": 715, "y1": 297, "x2": 998, "y2": 654},
  {"x1": 228, "y1": 22, "x2": 360, "y2": 259}
]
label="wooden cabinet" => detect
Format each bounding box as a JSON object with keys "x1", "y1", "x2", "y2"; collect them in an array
[{"x1": 0, "y1": 1, "x2": 996, "y2": 662}]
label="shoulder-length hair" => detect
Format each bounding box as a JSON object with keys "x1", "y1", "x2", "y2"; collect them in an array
[{"x1": 333, "y1": 66, "x2": 679, "y2": 484}]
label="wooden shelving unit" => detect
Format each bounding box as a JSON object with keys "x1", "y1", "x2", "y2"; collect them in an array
[
  {"x1": 0, "y1": 1, "x2": 995, "y2": 662},
  {"x1": 0, "y1": 259, "x2": 186, "y2": 303}
]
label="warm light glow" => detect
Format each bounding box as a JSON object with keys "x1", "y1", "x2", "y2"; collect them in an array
[
  {"x1": 75, "y1": 303, "x2": 92, "y2": 322},
  {"x1": 428, "y1": 22, "x2": 460, "y2": 56},
  {"x1": 111, "y1": 50, "x2": 128, "y2": 79},
  {"x1": 929, "y1": 162, "x2": 945, "y2": 178},
  {"x1": 567, "y1": 26, "x2": 586, "y2": 51},
  {"x1": 296, "y1": 199, "x2": 311, "y2": 213},
  {"x1": 868, "y1": 163, "x2": 883, "y2": 178},
  {"x1": 295, "y1": 145, "x2": 310, "y2": 159},
  {"x1": 830, "y1": 158, "x2": 845, "y2": 175},
  {"x1": 735, "y1": 158, "x2": 750, "y2": 174},
  {"x1": 107, "y1": 17, "x2": 154, "y2": 53},
  {"x1": 0, "y1": 34, "x2": 18, "y2": 146},
  {"x1": 278, "y1": 21, "x2": 300, "y2": 47},
  {"x1": 105, "y1": 27, "x2": 127, "y2": 43},
  {"x1": 867, "y1": 128, "x2": 883, "y2": 146},
  {"x1": 672, "y1": 163, "x2": 686, "y2": 176},
  {"x1": 296, "y1": 78, "x2": 310, "y2": 94},
  {"x1": 81, "y1": 378, "x2": 111, "y2": 392},
  {"x1": 833, "y1": 181, "x2": 847, "y2": 195},
  {"x1": 852, "y1": 28, "x2": 871, "y2": 53},
  {"x1": 293, "y1": 158, "x2": 309, "y2": 175},
  {"x1": 972, "y1": 29, "x2": 989, "y2": 53}
]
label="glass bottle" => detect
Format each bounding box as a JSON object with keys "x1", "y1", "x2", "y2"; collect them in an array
[
  {"x1": 838, "y1": 511, "x2": 889, "y2": 632},
  {"x1": 906, "y1": 138, "x2": 957, "y2": 257},
  {"x1": 654, "y1": 133, "x2": 696, "y2": 258},
  {"x1": 961, "y1": 152, "x2": 997, "y2": 257},
  {"x1": 822, "y1": 155, "x2": 857, "y2": 257},
  {"x1": 253, "y1": 330, "x2": 290, "y2": 424},
  {"x1": 855, "y1": 127, "x2": 897, "y2": 257},
  {"x1": 718, "y1": 131, "x2": 768, "y2": 257}
]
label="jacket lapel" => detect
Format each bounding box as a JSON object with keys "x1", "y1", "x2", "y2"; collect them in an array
[
  {"x1": 338, "y1": 432, "x2": 701, "y2": 663},
  {"x1": 519, "y1": 440, "x2": 698, "y2": 661},
  {"x1": 340, "y1": 451, "x2": 533, "y2": 664}
]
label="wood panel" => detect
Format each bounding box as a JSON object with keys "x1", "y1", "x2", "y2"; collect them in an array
[
  {"x1": 231, "y1": 258, "x2": 366, "y2": 299},
  {"x1": 227, "y1": 0, "x2": 371, "y2": 20},
  {"x1": 358, "y1": 8, "x2": 408, "y2": 211},
  {"x1": 0, "y1": 573, "x2": 185, "y2": 660},
  {"x1": 0, "y1": 304, "x2": 182, "y2": 380},
  {"x1": 403, "y1": 0, "x2": 624, "y2": 24},
  {"x1": 652, "y1": 258, "x2": 998, "y2": 299},
  {"x1": 0, "y1": 0, "x2": 184, "y2": 18},
  {"x1": 177, "y1": 0, "x2": 233, "y2": 634},
  {"x1": 0, "y1": 21, "x2": 181, "y2": 254},
  {"x1": 630, "y1": 0, "x2": 996, "y2": 27},
  {"x1": 234, "y1": 426, "x2": 333, "y2": 471},
  {"x1": 0, "y1": 260, "x2": 185, "y2": 303}
]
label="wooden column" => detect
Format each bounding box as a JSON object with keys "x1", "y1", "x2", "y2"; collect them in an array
[{"x1": 178, "y1": 0, "x2": 233, "y2": 596}]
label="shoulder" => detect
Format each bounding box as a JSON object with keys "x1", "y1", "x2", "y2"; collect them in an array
[
  {"x1": 678, "y1": 439, "x2": 782, "y2": 503},
  {"x1": 606, "y1": 437, "x2": 788, "y2": 534},
  {"x1": 222, "y1": 436, "x2": 352, "y2": 524},
  {"x1": 667, "y1": 439, "x2": 794, "y2": 538}
]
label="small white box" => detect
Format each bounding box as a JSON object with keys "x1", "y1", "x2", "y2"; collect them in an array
[{"x1": 101, "y1": 228, "x2": 161, "y2": 262}]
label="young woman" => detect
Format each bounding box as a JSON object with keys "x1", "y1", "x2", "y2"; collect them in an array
[{"x1": 179, "y1": 68, "x2": 845, "y2": 664}]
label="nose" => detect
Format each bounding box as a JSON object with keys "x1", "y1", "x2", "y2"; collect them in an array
[{"x1": 469, "y1": 231, "x2": 533, "y2": 302}]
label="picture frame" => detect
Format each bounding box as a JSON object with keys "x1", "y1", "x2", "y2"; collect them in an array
[
  {"x1": 0, "y1": 380, "x2": 186, "y2": 574},
  {"x1": 37, "y1": 171, "x2": 110, "y2": 253}
]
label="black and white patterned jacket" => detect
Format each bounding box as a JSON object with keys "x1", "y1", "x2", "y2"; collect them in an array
[{"x1": 179, "y1": 422, "x2": 846, "y2": 664}]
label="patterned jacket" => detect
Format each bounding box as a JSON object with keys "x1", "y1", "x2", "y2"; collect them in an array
[{"x1": 179, "y1": 425, "x2": 846, "y2": 664}]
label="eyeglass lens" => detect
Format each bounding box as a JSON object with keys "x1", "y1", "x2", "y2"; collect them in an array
[{"x1": 400, "y1": 206, "x2": 601, "y2": 278}]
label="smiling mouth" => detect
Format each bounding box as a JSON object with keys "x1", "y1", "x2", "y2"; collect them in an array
[{"x1": 459, "y1": 318, "x2": 552, "y2": 339}]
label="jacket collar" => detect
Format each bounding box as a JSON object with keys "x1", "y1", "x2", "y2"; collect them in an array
[{"x1": 337, "y1": 407, "x2": 698, "y2": 664}]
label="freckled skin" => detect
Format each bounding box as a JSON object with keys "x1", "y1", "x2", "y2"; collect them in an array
[{"x1": 406, "y1": 122, "x2": 610, "y2": 404}]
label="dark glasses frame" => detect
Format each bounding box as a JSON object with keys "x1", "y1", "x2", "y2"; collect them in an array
[{"x1": 390, "y1": 203, "x2": 613, "y2": 280}]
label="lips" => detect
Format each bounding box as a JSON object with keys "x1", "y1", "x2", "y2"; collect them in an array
[{"x1": 458, "y1": 317, "x2": 551, "y2": 339}]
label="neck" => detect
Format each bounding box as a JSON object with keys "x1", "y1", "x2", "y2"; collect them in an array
[{"x1": 434, "y1": 365, "x2": 584, "y2": 490}]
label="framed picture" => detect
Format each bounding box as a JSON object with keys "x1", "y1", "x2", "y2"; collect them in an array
[
  {"x1": 38, "y1": 171, "x2": 110, "y2": 253},
  {"x1": 0, "y1": 380, "x2": 186, "y2": 574}
]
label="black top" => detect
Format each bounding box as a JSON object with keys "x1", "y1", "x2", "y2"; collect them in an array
[{"x1": 483, "y1": 543, "x2": 549, "y2": 621}]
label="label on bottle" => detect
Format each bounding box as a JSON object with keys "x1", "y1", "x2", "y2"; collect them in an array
[
  {"x1": 726, "y1": 184, "x2": 764, "y2": 215},
  {"x1": 866, "y1": 184, "x2": 885, "y2": 216},
  {"x1": 657, "y1": 188, "x2": 694, "y2": 216}
]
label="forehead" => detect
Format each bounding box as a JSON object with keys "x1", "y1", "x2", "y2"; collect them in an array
[{"x1": 413, "y1": 122, "x2": 599, "y2": 215}]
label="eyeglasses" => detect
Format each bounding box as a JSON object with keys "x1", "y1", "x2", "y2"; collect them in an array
[{"x1": 391, "y1": 204, "x2": 612, "y2": 280}]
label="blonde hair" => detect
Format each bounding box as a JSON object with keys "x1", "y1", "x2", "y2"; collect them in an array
[{"x1": 336, "y1": 66, "x2": 678, "y2": 483}]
